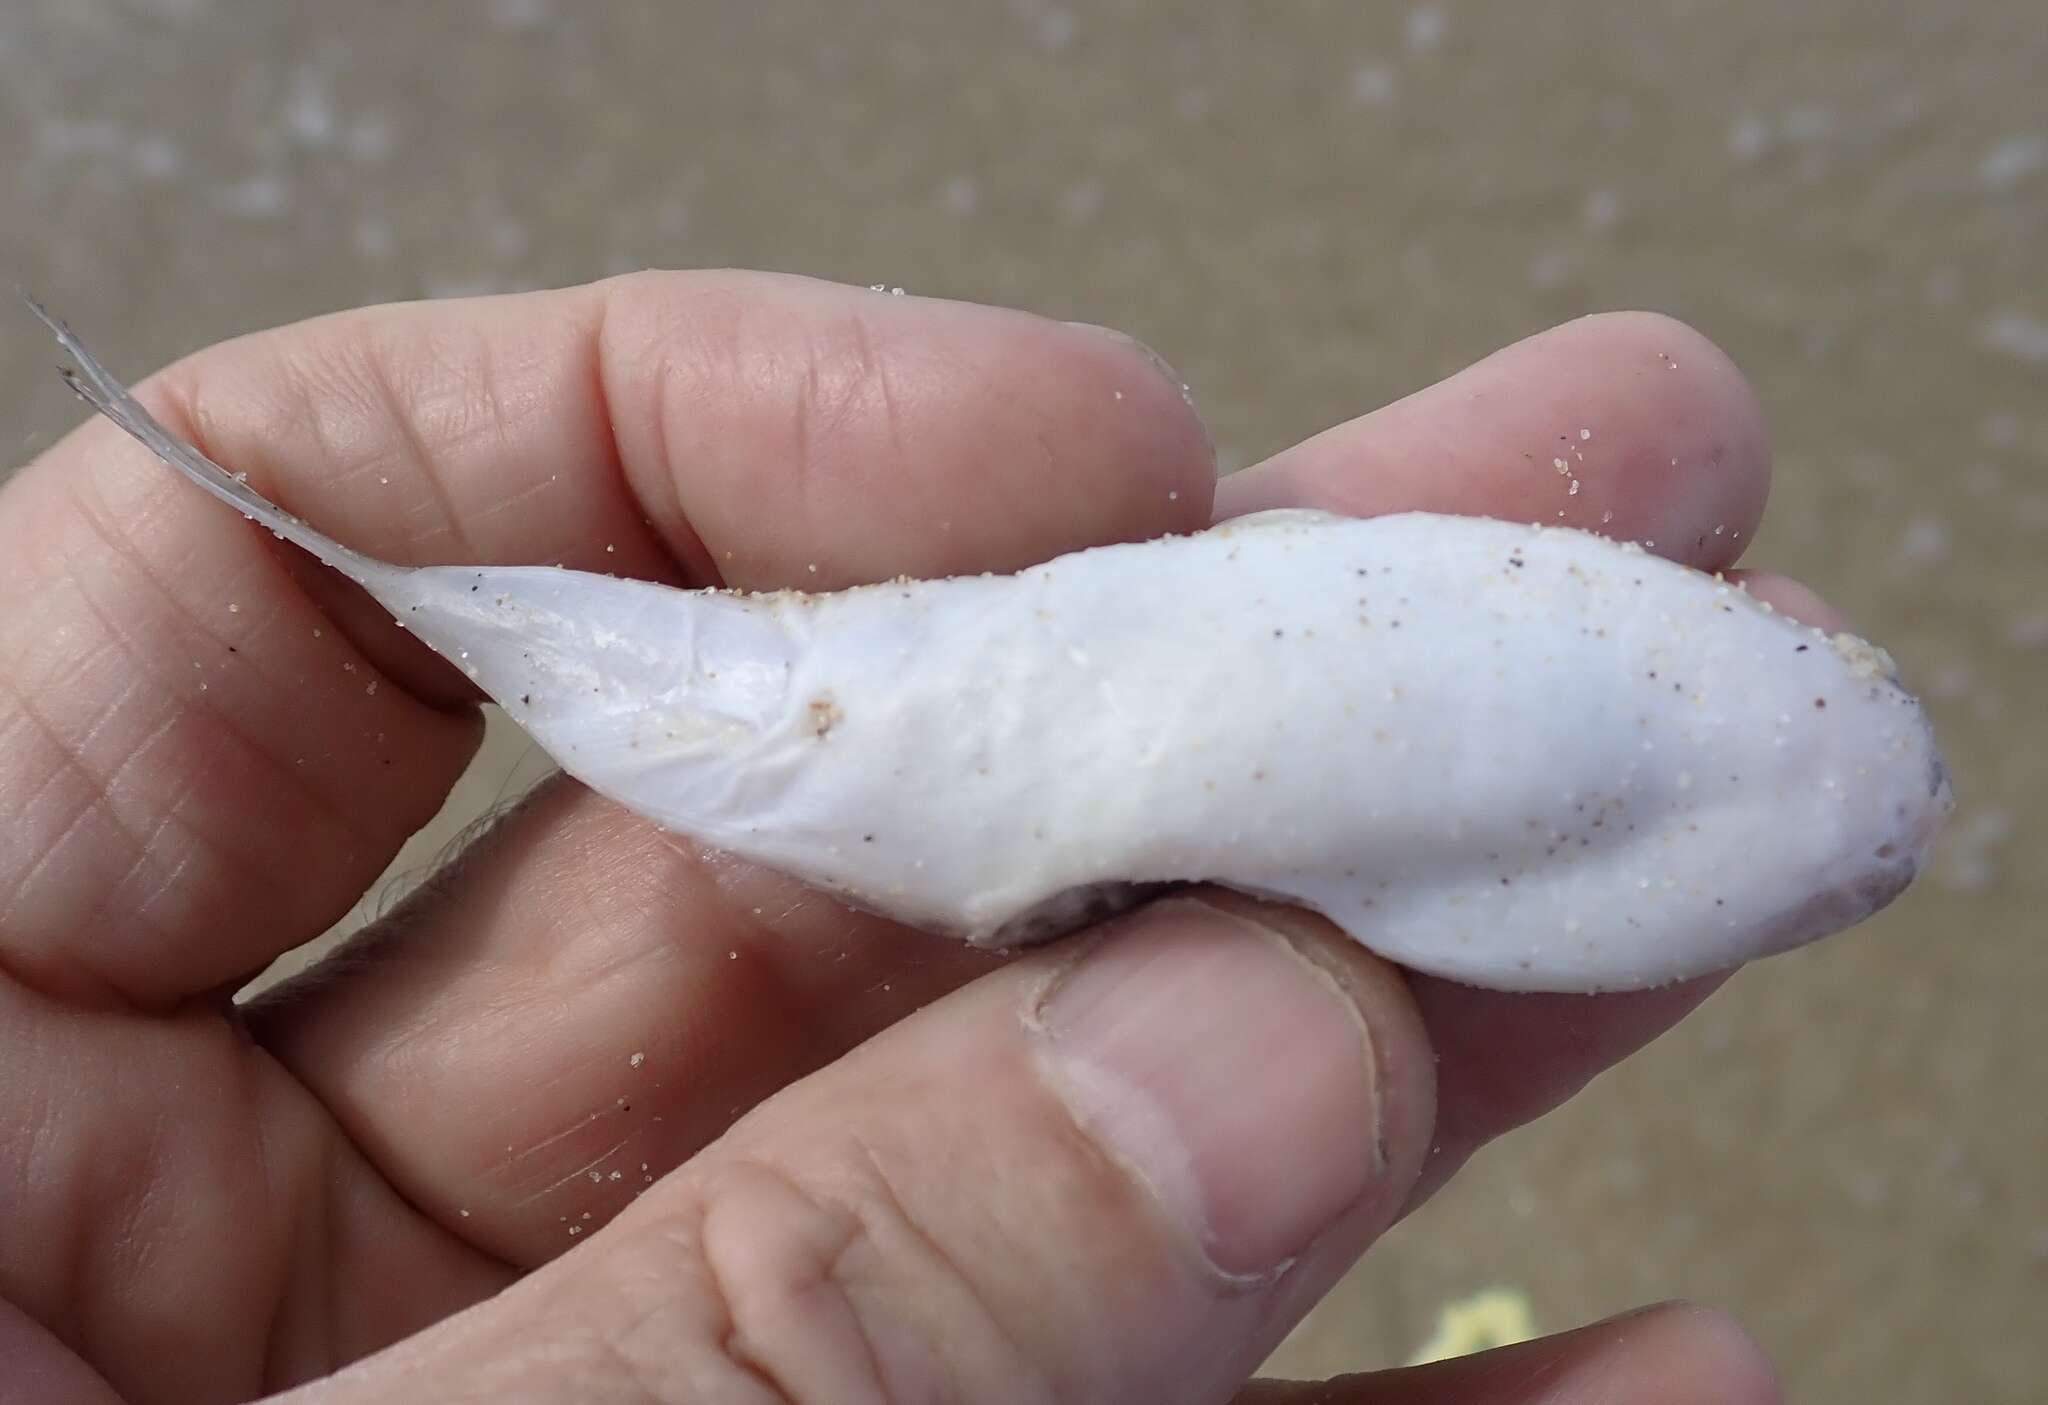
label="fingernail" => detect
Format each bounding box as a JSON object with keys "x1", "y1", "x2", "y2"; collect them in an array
[
  {"x1": 1063, "y1": 321, "x2": 1205, "y2": 420},
  {"x1": 1034, "y1": 898, "x2": 1384, "y2": 1279}
]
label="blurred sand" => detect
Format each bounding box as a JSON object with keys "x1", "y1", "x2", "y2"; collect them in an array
[{"x1": 3, "y1": 2, "x2": 2042, "y2": 1399}]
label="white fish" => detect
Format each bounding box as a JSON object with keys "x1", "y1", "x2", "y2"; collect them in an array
[{"x1": 32, "y1": 301, "x2": 1950, "y2": 993}]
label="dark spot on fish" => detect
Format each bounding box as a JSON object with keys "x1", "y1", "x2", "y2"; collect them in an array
[{"x1": 989, "y1": 880, "x2": 1177, "y2": 945}]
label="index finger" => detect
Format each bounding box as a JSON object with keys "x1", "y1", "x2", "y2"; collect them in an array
[{"x1": 1218, "y1": 310, "x2": 1771, "y2": 569}]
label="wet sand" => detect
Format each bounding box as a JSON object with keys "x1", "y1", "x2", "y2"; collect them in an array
[{"x1": 3, "y1": 3, "x2": 2041, "y2": 1399}]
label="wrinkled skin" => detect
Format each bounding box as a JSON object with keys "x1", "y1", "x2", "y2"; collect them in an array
[{"x1": 1, "y1": 273, "x2": 1788, "y2": 1404}]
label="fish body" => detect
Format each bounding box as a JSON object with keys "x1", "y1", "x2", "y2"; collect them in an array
[{"x1": 34, "y1": 301, "x2": 1950, "y2": 992}]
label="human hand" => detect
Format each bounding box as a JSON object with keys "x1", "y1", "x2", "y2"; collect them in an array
[{"x1": 2, "y1": 273, "x2": 1786, "y2": 1403}]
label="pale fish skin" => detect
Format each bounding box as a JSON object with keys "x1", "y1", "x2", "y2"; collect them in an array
[{"x1": 33, "y1": 301, "x2": 1951, "y2": 994}]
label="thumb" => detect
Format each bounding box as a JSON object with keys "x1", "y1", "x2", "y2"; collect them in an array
[{"x1": 283, "y1": 893, "x2": 1437, "y2": 1404}]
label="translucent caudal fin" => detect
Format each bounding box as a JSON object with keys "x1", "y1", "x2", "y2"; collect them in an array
[{"x1": 24, "y1": 295, "x2": 395, "y2": 588}]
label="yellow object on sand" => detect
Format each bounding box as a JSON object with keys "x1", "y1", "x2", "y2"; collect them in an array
[{"x1": 1407, "y1": 1287, "x2": 1538, "y2": 1365}]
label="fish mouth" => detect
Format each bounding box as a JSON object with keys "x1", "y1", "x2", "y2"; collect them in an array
[
  {"x1": 1908, "y1": 713, "x2": 1957, "y2": 865},
  {"x1": 1927, "y1": 745, "x2": 1956, "y2": 817},
  {"x1": 1747, "y1": 859, "x2": 1920, "y2": 961},
  {"x1": 1749, "y1": 709, "x2": 1952, "y2": 961}
]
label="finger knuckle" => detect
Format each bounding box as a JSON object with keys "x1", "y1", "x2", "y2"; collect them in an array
[{"x1": 602, "y1": 1145, "x2": 1048, "y2": 1405}]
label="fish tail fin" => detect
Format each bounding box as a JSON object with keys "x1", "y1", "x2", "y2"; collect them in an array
[{"x1": 25, "y1": 294, "x2": 391, "y2": 586}]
